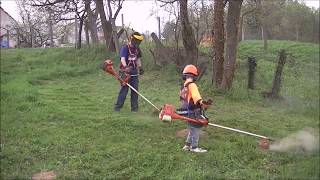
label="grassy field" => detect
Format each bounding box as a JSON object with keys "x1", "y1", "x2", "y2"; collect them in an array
[{"x1": 1, "y1": 41, "x2": 319, "y2": 179}]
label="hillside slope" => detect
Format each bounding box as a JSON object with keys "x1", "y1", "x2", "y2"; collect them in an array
[{"x1": 1, "y1": 41, "x2": 319, "y2": 179}]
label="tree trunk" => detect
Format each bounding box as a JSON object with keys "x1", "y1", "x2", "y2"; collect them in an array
[
  {"x1": 221, "y1": 0, "x2": 243, "y2": 90},
  {"x1": 84, "y1": 19, "x2": 90, "y2": 45},
  {"x1": 85, "y1": 0, "x2": 98, "y2": 44},
  {"x1": 110, "y1": 18, "x2": 119, "y2": 54},
  {"x1": 48, "y1": 9, "x2": 54, "y2": 47},
  {"x1": 6, "y1": 29, "x2": 10, "y2": 47},
  {"x1": 248, "y1": 57, "x2": 257, "y2": 89},
  {"x1": 179, "y1": 0, "x2": 198, "y2": 65},
  {"x1": 212, "y1": 0, "x2": 225, "y2": 87},
  {"x1": 256, "y1": 0, "x2": 267, "y2": 51},
  {"x1": 106, "y1": 0, "x2": 120, "y2": 54},
  {"x1": 261, "y1": 24, "x2": 268, "y2": 50},
  {"x1": 94, "y1": 0, "x2": 115, "y2": 52},
  {"x1": 295, "y1": 25, "x2": 299, "y2": 41},
  {"x1": 313, "y1": 13, "x2": 319, "y2": 43},
  {"x1": 31, "y1": 26, "x2": 34, "y2": 48},
  {"x1": 158, "y1": 16, "x2": 161, "y2": 39},
  {"x1": 270, "y1": 49, "x2": 286, "y2": 98},
  {"x1": 74, "y1": 15, "x2": 78, "y2": 48},
  {"x1": 174, "y1": 16, "x2": 180, "y2": 50},
  {"x1": 77, "y1": 17, "x2": 84, "y2": 49},
  {"x1": 151, "y1": 32, "x2": 164, "y2": 48},
  {"x1": 238, "y1": 14, "x2": 244, "y2": 42},
  {"x1": 16, "y1": 28, "x2": 20, "y2": 48}
]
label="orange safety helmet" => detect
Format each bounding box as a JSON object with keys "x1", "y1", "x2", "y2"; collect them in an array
[{"x1": 183, "y1": 65, "x2": 198, "y2": 76}]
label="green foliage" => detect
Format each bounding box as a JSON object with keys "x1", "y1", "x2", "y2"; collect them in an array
[
  {"x1": 1, "y1": 41, "x2": 319, "y2": 179},
  {"x1": 242, "y1": 0, "x2": 319, "y2": 43}
]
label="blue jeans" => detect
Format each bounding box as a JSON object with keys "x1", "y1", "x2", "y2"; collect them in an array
[
  {"x1": 186, "y1": 126, "x2": 201, "y2": 148},
  {"x1": 180, "y1": 108, "x2": 203, "y2": 148},
  {"x1": 114, "y1": 76, "x2": 139, "y2": 111}
]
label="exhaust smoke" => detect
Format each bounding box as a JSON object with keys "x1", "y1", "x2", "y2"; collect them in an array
[{"x1": 269, "y1": 128, "x2": 319, "y2": 154}]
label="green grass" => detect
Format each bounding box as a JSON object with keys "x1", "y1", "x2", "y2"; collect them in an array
[{"x1": 1, "y1": 41, "x2": 319, "y2": 179}]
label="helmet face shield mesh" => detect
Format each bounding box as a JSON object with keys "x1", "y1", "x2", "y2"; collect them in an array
[
  {"x1": 182, "y1": 73, "x2": 198, "y2": 81},
  {"x1": 131, "y1": 38, "x2": 142, "y2": 47}
]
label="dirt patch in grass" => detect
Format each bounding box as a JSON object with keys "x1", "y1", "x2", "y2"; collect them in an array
[{"x1": 32, "y1": 171, "x2": 56, "y2": 180}]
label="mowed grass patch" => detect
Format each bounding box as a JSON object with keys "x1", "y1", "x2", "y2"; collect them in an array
[{"x1": 1, "y1": 41, "x2": 319, "y2": 179}]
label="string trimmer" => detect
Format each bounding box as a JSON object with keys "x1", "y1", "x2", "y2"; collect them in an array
[
  {"x1": 102, "y1": 59, "x2": 273, "y2": 149},
  {"x1": 102, "y1": 59, "x2": 160, "y2": 111},
  {"x1": 158, "y1": 104, "x2": 273, "y2": 149}
]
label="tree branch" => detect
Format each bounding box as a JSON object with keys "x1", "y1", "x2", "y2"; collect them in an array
[
  {"x1": 158, "y1": 0, "x2": 178, "y2": 8},
  {"x1": 113, "y1": 0, "x2": 124, "y2": 19},
  {"x1": 31, "y1": 0, "x2": 65, "y2": 7}
]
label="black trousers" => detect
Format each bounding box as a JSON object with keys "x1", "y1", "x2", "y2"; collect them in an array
[{"x1": 114, "y1": 76, "x2": 139, "y2": 111}]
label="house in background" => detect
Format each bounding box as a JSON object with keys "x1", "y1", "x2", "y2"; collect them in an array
[{"x1": 0, "y1": 7, "x2": 17, "y2": 48}]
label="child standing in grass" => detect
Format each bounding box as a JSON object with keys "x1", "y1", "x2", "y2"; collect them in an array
[{"x1": 177, "y1": 65, "x2": 212, "y2": 153}]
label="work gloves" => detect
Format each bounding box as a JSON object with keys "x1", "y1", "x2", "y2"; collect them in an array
[
  {"x1": 201, "y1": 99, "x2": 213, "y2": 109},
  {"x1": 124, "y1": 66, "x2": 132, "y2": 74}
]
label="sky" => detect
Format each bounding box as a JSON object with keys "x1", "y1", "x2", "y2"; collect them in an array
[{"x1": 1, "y1": 0, "x2": 319, "y2": 34}]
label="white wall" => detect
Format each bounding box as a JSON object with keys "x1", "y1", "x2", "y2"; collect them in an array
[{"x1": 0, "y1": 8, "x2": 17, "y2": 48}]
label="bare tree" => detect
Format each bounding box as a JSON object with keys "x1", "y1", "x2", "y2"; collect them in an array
[
  {"x1": 73, "y1": 1, "x2": 88, "y2": 49},
  {"x1": 160, "y1": 1, "x2": 181, "y2": 48},
  {"x1": 106, "y1": 0, "x2": 124, "y2": 54},
  {"x1": 238, "y1": 0, "x2": 256, "y2": 42},
  {"x1": 179, "y1": 0, "x2": 198, "y2": 65},
  {"x1": 30, "y1": 0, "x2": 89, "y2": 48},
  {"x1": 94, "y1": 0, "x2": 114, "y2": 51},
  {"x1": 190, "y1": 0, "x2": 212, "y2": 45},
  {"x1": 14, "y1": 0, "x2": 56, "y2": 47},
  {"x1": 84, "y1": 0, "x2": 98, "y2": 44},
  {"x1": 221, "y1": 0, "x2": 243, "y2": 90},
  {"x1": 157, "y1": 0, "x2": 199, "y2": 66},
  {"x1": 256, "y1": 0, "x2": 268, "y2": 50}
]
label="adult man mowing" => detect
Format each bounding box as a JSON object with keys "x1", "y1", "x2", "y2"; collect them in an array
[{"x1": 114, "y1": 32, "x2": 144, "y2": 112}]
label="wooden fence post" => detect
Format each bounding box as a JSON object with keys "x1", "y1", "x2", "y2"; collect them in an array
[
  {"x1": 248, "y1": 56, "x2": 257, "y2": 89},
  {"x1": 270, "y1": 49, "x2": 287, "y2": 98}
]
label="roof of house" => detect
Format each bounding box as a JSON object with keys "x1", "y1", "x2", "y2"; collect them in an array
[{"x1": 0, "y1": 6, "x2": 17, "y2": 23}]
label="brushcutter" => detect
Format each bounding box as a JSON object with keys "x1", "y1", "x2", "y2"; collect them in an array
[
  {"x1": 102, "y1": 59, "x2": 160, "y2": 111},
  {"x1": 159, "y1": 104, "x2": 273, "y2": 149}
]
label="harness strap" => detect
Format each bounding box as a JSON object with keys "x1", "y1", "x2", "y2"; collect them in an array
[{"x1": 127, "y1": 44, "x2": 138, "y2": 68}]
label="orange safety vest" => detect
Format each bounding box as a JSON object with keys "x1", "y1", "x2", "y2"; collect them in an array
[{"x1": 179, "y1": 80, "x2": 202, "y2": 110}]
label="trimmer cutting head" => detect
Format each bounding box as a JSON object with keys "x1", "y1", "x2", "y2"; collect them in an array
[
  {"x1": 102, "y1": 59, "x2": 116, "y2": 76},
  {"x1": 102, "y1": 59, "x2": 130, "y2": 86},
  {"x1": 258, "y1": 138, "x2": 271, "y2": 149}
]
